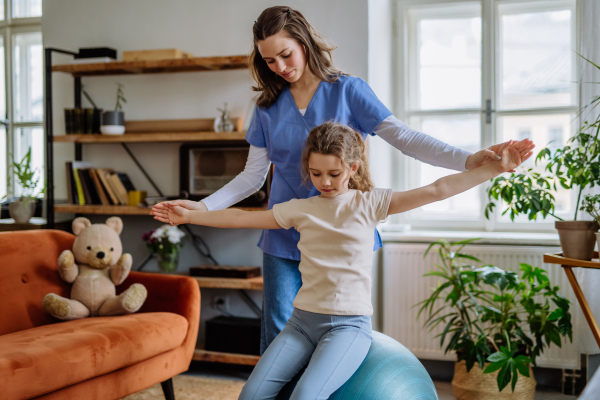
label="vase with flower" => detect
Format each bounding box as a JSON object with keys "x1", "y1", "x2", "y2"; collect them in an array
[{"x1": 142, "y1": 225, "x2": 186, "y2": 273}]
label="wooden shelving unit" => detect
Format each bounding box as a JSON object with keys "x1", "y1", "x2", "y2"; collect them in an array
[
  {"x1": 192, "y1": 346, "x2": 260, "y2": 366},
  {"x1": 53, "y1": 131, "x2": 247, "y2": 143},
  {"x1": 54, "y1": 204, "x2": 266, "y2": 215},
  {"x1": 193, "y1": 276, "x2": 264, "y2": 290},
  {"x1": 46, "y1": 49, "x2": 261, "y2": 366},
  {"x1": 52, "y1": 55, "x2": 248, "y2": 76},
  {"x1": 193, "y1": 275, "x2": 263, "y2": 365}
]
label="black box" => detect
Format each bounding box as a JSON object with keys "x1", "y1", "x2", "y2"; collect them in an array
[
  {"x1": 205, "y1": 316, "x2": 260, "y2": 356},
  {"x1": 76, "y1": 47, "x2": 117, "y2": 59},
  {"x1": 190, "y1": 265, "x2": 261, "y2": 279}
]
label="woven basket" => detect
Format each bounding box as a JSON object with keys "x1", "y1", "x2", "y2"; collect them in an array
[{"x1": 452, "y1": 360, "x2": 536, "y2": 400}]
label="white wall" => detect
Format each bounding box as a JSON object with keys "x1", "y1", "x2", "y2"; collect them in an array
[{"x1": 43, "y1": 0, "x2": 370, "y2": 342}]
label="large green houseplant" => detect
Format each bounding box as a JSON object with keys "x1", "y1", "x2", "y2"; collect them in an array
[
  {"x1": 417, "y1": 239, "x2": 573, "y2": 399},
  {"x1": 2, "y1": 147, "x2": 44, "y2": 223},
  {"x1": 485, "y1": 56, "x2": 600, "y2": 260}
]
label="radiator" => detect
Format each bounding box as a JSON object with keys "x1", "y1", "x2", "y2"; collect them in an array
[{"x1": 382, "y1": 243, "x2": 580, "y2": 369}]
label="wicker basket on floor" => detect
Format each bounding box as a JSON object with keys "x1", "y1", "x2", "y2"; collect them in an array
[{"x1": 452, "y1": 360, "x2": 536, "y2": 400}]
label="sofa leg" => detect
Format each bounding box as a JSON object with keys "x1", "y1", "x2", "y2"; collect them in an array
[{"x1": 161, "y1": 378, "x2": 175, "y2": 400}]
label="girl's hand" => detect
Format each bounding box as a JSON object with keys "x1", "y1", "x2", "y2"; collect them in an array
[
  {"x1": 166, "y1": 203, "x2": 190, "y2": 226},
  {"x1": 151, "y1": 200, "x2": 207, "y2": 223},
  {"x1": 465, "y1": 139, "x2": 535, "y2": 171}
]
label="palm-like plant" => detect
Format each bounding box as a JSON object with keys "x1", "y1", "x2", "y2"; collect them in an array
[{"x1": 417, "y1": 239, "x2": 573, "y2": 392}]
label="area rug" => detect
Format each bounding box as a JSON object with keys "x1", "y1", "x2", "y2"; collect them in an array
[{"x1": 121, "y1": 375, "x2": 244, "y2": 400}]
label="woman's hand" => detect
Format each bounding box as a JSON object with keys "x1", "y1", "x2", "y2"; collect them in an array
[
  {"x1": 465, "y1": 139, "x2": 535, "y2": 171},
  {"x1": 495, "y1": 140, "x2": 533, "y2": 173},
  {"x1": 166, "y1": 203, "x2": 190, "y2": 226},
  {"x1": 151, "y1": 200, "x2": 207, "y2": 224}
]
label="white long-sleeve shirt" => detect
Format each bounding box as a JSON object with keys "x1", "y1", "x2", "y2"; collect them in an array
[{"x1": 202, "y1": 114, "x2": 471, "y2": 211}]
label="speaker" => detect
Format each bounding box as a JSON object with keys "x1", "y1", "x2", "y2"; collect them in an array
[{"x1": 205, "y1": 316, "x2": 261, "y2": 356}]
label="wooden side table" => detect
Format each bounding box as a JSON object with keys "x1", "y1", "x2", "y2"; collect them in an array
[{"x1": 544, "y1": 252, "x2": 600, "y2": 347}]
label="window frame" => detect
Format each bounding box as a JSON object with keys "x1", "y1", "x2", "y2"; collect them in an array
[
  {"x1": 0, "y1": 0, "x2": 42, "y2": 200},
  {"x1": 392, "y1": 0, "x2": 580, "y2": 232}
]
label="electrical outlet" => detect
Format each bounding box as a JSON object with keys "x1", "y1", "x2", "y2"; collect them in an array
[{"x1": 212, "y1": 295, "x2": 229, "y2": 312}]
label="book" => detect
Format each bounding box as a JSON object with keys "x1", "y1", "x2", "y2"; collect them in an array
[
  {"x1": 77, "y1": 169, "x2": 94, "y2": 204},
  {"x1": 109, "y1": 172, "x2": 129, "y2": 205},
  {"x1": 84, "y1": 108, "x2": 95, "y2": 134},
  {"x1": 64, "y1": 109, "x2": 74, "y2": 134},
  {"x1": 72, "y1": 168, "x2": 86, "y2": 205},
  {"x1": 116, "y1": 172, "x2": 136, "y2": 192},
  {"x1": 89, "y1": 168, "x2": 110, "y2": 205},
  {"x1": 72, "y1": 108, "x2": 85, "y2": 134},
  {"x1": 65, "y1": 162, "x2": 75, "y2": 204},
  {"x1": 96, "y1": 168, "x2": 119, "y2": 205},
  {"x1": 83, "y1": 169, "x2": 102, "y2": 204},
  {"x1": 71, "y1": 162, "x2": 94, "y2": 205}
]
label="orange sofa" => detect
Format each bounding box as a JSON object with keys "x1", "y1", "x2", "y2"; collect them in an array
[{"x1": 0, "y1": 229, "x2": 200, "y2": 400}]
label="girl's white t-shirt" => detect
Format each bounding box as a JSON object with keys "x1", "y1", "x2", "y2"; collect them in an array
[{"x1": 272, "y1": 188, "x2": 393, "y2": 316}]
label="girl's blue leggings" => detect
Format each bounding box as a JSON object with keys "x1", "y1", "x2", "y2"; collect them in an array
[{"x1": 239, "y1": 308, "x2": 372, "y2": 400}]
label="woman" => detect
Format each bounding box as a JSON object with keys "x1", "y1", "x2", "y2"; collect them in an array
[{"x1": 152, "y1": 6, "x2": 534, "y2": 355}]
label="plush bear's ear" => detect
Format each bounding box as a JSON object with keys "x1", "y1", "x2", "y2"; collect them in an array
[
  {"x1": 106, "y1": 216, "x2": 123, "y2": 235},
  {"x1": 72, "y1": 217, "x2": 92, "y2": 236}
]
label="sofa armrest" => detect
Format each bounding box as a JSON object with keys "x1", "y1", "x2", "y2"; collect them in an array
[{"x1": 118, "y1": 272, "x2": 200, "y2": 357}]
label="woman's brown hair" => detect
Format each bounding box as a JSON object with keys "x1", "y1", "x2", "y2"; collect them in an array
[
  {"x1": 250, "y1": 6, "x2": 345, "y2": 108},
  {"x1": 301, "y1": 122, "x2": 374, "y2": 192}
]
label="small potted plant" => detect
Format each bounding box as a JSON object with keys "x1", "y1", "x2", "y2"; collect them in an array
[
  {"x1": 1, "y1": 147, "x2": 44, "y2": 223},
  {"x1": 417, "y1": 239, "x2": 573, "y2": 400},
  {"x1": 100, "y1": 82, "x2": 126, "y2": 135},
  {"x1": 485, "y1": 55, "x2": 600, "y2": 260},
  {"x1": 580, "y1": 194, "x2": 600, "y2": 253},
  {"x1": 142, "y1": 224, "x2": 186, "y2": 273}
]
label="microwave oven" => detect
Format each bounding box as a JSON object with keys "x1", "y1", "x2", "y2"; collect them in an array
[{"x1": 179, "y1": 142, "x2": 270, "y2": 207}]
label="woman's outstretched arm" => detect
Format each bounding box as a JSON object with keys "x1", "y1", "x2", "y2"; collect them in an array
[
  {"x1": 387, "y1": 141, "x2": 531, "y2": 216},
  {"x1": 166, "y1": 203, "x2": 281, "y2": 230},
  {"x1": 375, "y1": 115, "x2": 535, "y2": 171}
]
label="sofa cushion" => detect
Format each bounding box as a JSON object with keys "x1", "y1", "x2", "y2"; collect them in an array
[{"x1": 1, "y1": 312, "x2": 188, "y2": 400}]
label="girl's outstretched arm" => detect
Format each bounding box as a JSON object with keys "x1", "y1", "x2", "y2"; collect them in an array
[
  {"x1": 166, "y1": 203, "x2": 281, "y2": 230},
  {"x1": 387, "y1": 141, "x2": 531, "y2": 216}
]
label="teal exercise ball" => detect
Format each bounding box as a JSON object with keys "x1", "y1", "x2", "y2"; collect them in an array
[
  {"x1": 277, "y1": 331, "x2": 438, "y2": 400},
  {"x1": 329, "y1": 331, "x2": 438, "y2": 399}
]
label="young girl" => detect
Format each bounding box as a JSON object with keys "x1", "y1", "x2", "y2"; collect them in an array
[
  {"x1": 162, "y1": 122, "x2": 531, "y2": 400},
  {"x1": 151, "y1": 5, "x2": 535, "y2": 356}
]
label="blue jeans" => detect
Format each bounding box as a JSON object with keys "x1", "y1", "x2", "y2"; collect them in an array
[
  {"x1": 240, "y1": 308, "x2": 372, "y2": 400},
  {"x1": 261, "y1": 253, "x2": 302, "y2": 355}
]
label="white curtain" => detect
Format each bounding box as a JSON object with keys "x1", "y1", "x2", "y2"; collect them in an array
[{"x1": 575, "y1": 0, "x2": 600, "y2": 355}]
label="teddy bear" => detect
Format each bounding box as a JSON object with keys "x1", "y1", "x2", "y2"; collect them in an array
[{"x1": 42, "y1": 216, "x2": 148, "y2": 320}]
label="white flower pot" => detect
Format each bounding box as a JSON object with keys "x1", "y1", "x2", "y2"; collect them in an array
[{"x1": 9, "y1": 199, "x2": 35, "y2": 223}]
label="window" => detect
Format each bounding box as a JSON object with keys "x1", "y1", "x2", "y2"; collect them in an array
[
  {"x1": 393, "y1": 0, "x2": 578, "y2": 230},
  {"x1": 0, "y1": 0, "x2": 43, "y2": 201}
]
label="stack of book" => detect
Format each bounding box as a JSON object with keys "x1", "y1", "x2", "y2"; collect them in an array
[
  {"x1": 66, "y1": 161, "x2": 137, "y2": 206},
  {"x1": 64, "y1": 108, "x2": 102, "y2": 134}
]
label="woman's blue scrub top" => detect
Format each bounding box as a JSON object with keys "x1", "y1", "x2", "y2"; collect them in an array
[{"x1": 245, "y1": 75, "x2": 392, "y2": 261}]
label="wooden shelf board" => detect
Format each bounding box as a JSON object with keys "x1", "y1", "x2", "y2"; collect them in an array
[
  {"x1": 53, "y1": 131, "x2": 247, "y2": 143},
  {"x1": 192, "y1": 347, "x2": 259, "y2": 366},
  {"x1": 543, "y1": 252, "x2": 600, "y2": 269},
  {"x1": 194, "y1": 276, "x2": 263, "y2": 290},
  {"x1": 52, "y1": 55, "x2": 249, "y2": 76},
  {"x1": 0, "y1": 217, "x2": 72, "y2": 232},
  {"x1": 54, "y1": 204, "x2": 266, "y2": 215},
  {"x1": 55, "y1": 204, "x2": 152, "y2": 215}
]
